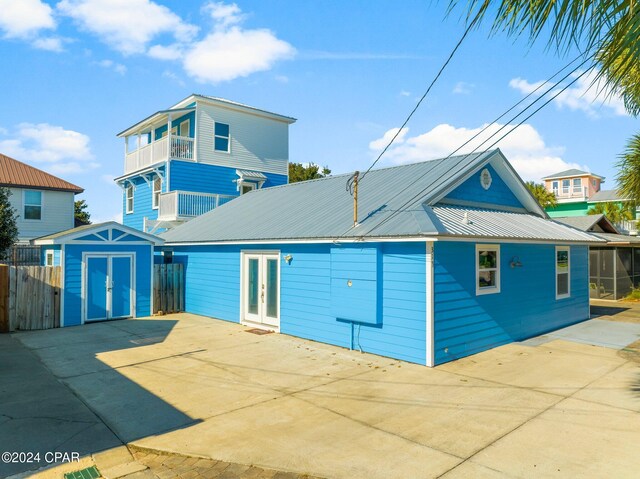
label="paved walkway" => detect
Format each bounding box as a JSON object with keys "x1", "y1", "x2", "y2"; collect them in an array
[{"x1": 7, "y1": 303, "x2": 640, "y2": 479}]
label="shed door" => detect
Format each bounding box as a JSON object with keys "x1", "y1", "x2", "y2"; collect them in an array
[{"x1": 85, "y1": 254, "x2": 134, "y2": 322}]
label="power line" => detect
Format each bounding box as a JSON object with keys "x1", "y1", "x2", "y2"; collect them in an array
[
  {"x1": 357, "y1": 61, "x2": 595, "y2": 239},
  {"x1": 357, "y1": 14, "x2": 482, "y2": 183}
]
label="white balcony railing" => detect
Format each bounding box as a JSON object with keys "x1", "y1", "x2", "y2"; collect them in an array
[
  {"x1": 124, "y1": 136, "x2": 194, "y2": 174},
  {"x1": 615, "y1": 220, "x2": 639, "y2": 235},
  {"x1": 157, "y1": 190, "x2": 236, "y2": 221},
  {"x1": 552, "y1": 186, "x2": 588, "y2": 200}
]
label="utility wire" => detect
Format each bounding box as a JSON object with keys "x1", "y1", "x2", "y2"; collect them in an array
[
  {"x1": 357, "y1": 14, "x2": 482, "y2": 184},
  {"x1": 357, "y1": 61, "x2": 595, "y2": 239}
]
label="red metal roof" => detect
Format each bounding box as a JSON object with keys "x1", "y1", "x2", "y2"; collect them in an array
[{"x1": 0, "y1": 153, "x2": 84, "y2": 193}]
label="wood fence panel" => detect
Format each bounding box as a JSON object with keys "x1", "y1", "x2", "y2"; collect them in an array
[
  {"x1": 6, "y1": 266, "x2": 61, "y2": 331},
  {"x1": 153, "y1": 263, "x2": 184, "y2": 314}
]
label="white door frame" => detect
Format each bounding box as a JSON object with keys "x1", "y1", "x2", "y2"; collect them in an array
[
  {"x1": 81, "y1": 252, "x2": 136, "y2": 324},
  {"x1": 240, "y1": 250, "x2": 280, "y2": 331}
]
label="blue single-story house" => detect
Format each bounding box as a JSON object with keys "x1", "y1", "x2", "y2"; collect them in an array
[
  {"x1": 33, "y1": 222, "x2": 163, "y2": 327},
  {"x1": 158, "y1": 149, "x2": 604, "y2": 366}
]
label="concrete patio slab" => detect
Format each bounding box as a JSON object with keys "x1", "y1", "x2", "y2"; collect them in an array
[
  {"x1": 471, "y1": 395, "x2": 640, "y2": 478},
  {"x1": 529, "y1": 318, "x2": 640, "y2": 349}
]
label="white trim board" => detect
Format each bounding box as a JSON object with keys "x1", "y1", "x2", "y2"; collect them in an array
[{"x1": 425, "y1": 241, "x2": 435, "y2": 367}]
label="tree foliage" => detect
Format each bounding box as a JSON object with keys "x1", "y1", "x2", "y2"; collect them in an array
[
  {"x1": 587, "y1": 201, "x2": 635, "y2": 224},
  {"x1": 0, "y1": 187, "x2": 19, "y2": 260},
  {"x1": 525, "y1": 180, "x2": 558, "y2": 208},
  {"x1": 74, "y1": 200, "x2": 91, "y2": 225},
  {"x1": 616, "y1": 132, "x2": 640, "y2": 202},
  {"x1": 288, "y1": 162, "x2": 332, "y2": 183}
]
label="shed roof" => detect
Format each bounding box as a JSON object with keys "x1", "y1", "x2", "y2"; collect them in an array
[
  {"x1": 32, "y1": 221, "x2": 164, "y2": 245},
  {"x1": 591, "y1": 232, "x2": 640, "y2": 244},
  {"x1": 542, "y1": 169, "x2": 604, "y2": 180},
  {"x1": 0, "y1": 153, "x2": 83, "y2": 193},
  {"x1": 161, "y1": 149, "x2": 602, "y2": 245}
]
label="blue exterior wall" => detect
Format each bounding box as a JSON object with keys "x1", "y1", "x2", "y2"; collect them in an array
[
  {"x1": 122, "y1": 166, "x2": 166, "y2": 231},
  {"x1": 433, "y1": 241, "x2": 589, "y2": 365},
  {"x1": 442, "y1": 164, "x2": 523, "y2": 209},
  {"x1": 171, "y1": 241, "x2": 427, "y2": 364},
  {"x1": 169, "y1": 161, "x2": 287, "y2": 196},
  {"x1": 62, "y1": 243, "x2": 153, "y2": 327}
]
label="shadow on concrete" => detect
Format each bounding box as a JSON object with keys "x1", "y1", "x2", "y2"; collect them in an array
[
  {"x1": 1, "y1": 318, "x2": 200, "y2": 477},
  {"x1": 590, "y1": 304, "x2": 631, "y2": 318}
]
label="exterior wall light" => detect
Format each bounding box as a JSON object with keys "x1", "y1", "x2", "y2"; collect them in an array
[{"x1": 510, "y1": 257, "x2": 523, "y2": 268}]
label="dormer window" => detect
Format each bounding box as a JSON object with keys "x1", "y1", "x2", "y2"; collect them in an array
[{"x1": 214, "y1": 122, "x2": 230, "y2": 152}]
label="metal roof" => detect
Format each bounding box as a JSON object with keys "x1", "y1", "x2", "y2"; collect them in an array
[
  {"x1": 592, "y1": 232, "x2": 640, "y2": 244},
  {"x1": 237, "y1": 169, "x2": 267, "y2": 180},
  {"x1": 588, "y1": 189, "x2": 629, "y2": 203},
  {"x1": 431, "y1": 205, "x2": 603, "y2": 243},
  {"x1": 161, "y1": 150, "x2": 602, "y2": 245},
  {"x1": 32, "y1": 221, "x2": 164, "y2": 245},
  {"x1": 553, "y1": 215, "x2": 619, "y2": 234},
  {"x1": 0, "y1": 153, "x2": 83, "y2": 193},
  {"x1": 542, "y1": 168, "x2": 604, "y2": 180}
]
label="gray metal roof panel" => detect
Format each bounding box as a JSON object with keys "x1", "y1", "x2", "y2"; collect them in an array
[
  {"x1": 593, "y1": 232, "x2": 640, "y2": 244},
  {"x1": 161, "y1": 151, "x2": 494, "y2": 243},
  {"x1": 428, "y1": 205, "x2": 603, "y2": 242},
  {"x1": 542, "y1": 169, "x2": 603, "y2": 180},
  {"x1": 237, "y1": 169, "x2": 268, "y2": 180}
]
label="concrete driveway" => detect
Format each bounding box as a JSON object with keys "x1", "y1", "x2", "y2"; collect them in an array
[{"x1": 11, "y1": 305, "x2": 640, "y2": 479}]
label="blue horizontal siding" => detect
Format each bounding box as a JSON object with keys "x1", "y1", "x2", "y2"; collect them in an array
[
  {"x1": 433, "y1": 242, "x2": 589, "y2": 365},
  {"x1": 170, "y1": 241, "x2": 427, "y2": 365},
  {"x1": 442, "y1": 164, "x2": 523, "y2": 209},
  {"x1": 122, "y1": 170, "x2": 166, "y2": 231},
  {"x1": 63, "y1": 243, "x2": 154, "y2": 327},
  {"x1": 169, "y1": 161, "x2": 287, "y2": 196}
]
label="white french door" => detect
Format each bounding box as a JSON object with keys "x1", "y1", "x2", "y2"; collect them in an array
[{"x1": 242, "y1": 252, "x2": 280, "y2": 329}]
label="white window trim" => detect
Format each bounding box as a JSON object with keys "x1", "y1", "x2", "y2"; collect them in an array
[
  {"x1": 45, "y1": 250, "x2": 54, "y2": 267},
  {"x1": 476, "y1": 244, "x2": 501, "y2": 296},
  {"x1": 556, "y1": 246, "x2": 571, "y2": 300},
  {"x1": 214, "y1": 122, "x2": 230, "y2": 154},
  {"x1": 126, "y1": 185, "x2": 134, "y2": 214},
  {"x1": 179, "y1": 119, "x2": 190, "y2": 137},
  {"x1": 152, "y1": 176, "x2": 162, "y2": 210},
  {"x1": 240, "y1": 182, "x2": 257, "y2": 195},
  {"x1": 23, "y1": 189, "x2": 43, "y2": 221}
]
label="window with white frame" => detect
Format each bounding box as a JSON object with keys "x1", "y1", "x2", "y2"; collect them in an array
[
  {"x1": 240, "y1": 183, "x2": 256, "y2": 195},
  {"x1": 152, "y1": 176, "x2": 162, "y2": 209},
  {"x1": 126, "y1": 185, "x2": 134, "y2": 214},
  {"x1": 556, "y1": 247, "x2": 570, "y2": 299},
  {"x1": 477, "y1": 245, "x2": 500, "y2": 295},
  {"x1": 45, "y1": 250, "x2": 54, "y2": 267},
  {"x1": 552, "y1": 181, "x2": 559, "y2": 194},
  {"x1": 572, "y1": 178, "x2": 582, "y2": 194},
  {"x1": 24, "y1": 190, "x2": 42, "y2": 220},
  {"x1": 214, "y1": 122, "x2": 230, "y2": 152}
]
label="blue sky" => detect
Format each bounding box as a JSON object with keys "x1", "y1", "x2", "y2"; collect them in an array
[{"x1": 0, "y1": 0, "x2": 637, "y2": 223}]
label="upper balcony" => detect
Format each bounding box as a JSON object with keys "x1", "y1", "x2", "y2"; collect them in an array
[
  {"x1": 124, "y1": 136, "x2": 194, "y2": 174},
  {"x1": 551, "y1": 185, "x2": 589, "y2": 202}
]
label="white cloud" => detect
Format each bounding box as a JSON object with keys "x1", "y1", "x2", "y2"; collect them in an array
[
  {"x1": 203, "y1": 1, "x2": 244, "y2": 29},
  {"x1": 148, "y1": 44, "x2": 183, "y2": 60},
  {"x1": 57, "y1": 0, "x2": 198, "y2": 55},
  {"x1": 94, "y1": 59, "x2": 127, "y2": 75},
  {"x1": 369, "y1": 123, "x2": 588, "y2": 182},
  {"x1": 509, "y1": 70, "x2": 627, "y2": 118},
  {"x1": 183, "y1": 26, "x2": 295, "y2": 83},
  {"x1": 400, "y1": 90, "x2": 411, "y2": 97},
  {"x1": 452, "y1": 81, "x2": 474, "y2": 95},
  {"x1": 162, "y1": 70, "x2": 186, "y2": 87},
  {"x1": 0, "y1": 123, "x2": 98, "y2": 173},
  {"x1": 0, "y1": 0, "x2": 55, "y2": 39}
]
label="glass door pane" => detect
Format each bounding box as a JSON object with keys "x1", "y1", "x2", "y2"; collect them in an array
[
  {"x1": 265, "y1": 258, "x2": 278, "y2": 319},
  {"x1": 247, "y1": 258, "x2": 259, "y2": 315}
]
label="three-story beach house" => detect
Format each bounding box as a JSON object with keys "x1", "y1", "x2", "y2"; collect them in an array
[{"x1": 114, "y1": 94, "x2": 296, "y2": 233}]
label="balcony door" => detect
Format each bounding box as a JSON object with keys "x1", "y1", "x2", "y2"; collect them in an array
[{"x1": 242, "y1": 252, "x2": 280, "y2": 329}]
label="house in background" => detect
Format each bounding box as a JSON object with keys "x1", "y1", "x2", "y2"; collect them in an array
[
  {"x1": 554, "y1": 214, "x2": 640, "y2": 300},
  {"x1": 159, "y1": 149, "x2": 602, "y2": 366},
  {"x1": 542, "y1": 168, "x2": 638, "y2": 234},
  {"x1": 0, "y1": 153, "x2": 83, "y2": 244},
  {"x1": 114, "y1": 94, "x2": 296, "y2": 233}
]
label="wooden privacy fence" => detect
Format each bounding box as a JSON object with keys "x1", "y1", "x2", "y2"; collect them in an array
[
  {"x1": 153, "y1": 263, "x2": 184, "y2": 314},
  {"x1": 0, "y1": 265, "x2": 61, "y2": 332}
]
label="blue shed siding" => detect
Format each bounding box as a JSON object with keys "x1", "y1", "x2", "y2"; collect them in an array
[
  {"x1": 171, "y1": 241, "x2": 427, "y2": 365},
  {"x1": 62, "y1": 243, "x2": 153, "y2": 326},
  {"x1": 41, "y1": 246, "x2": 61, "y2": 266},
  {"x1": 433, "y1": 242, "x2": 589, "y2": 364},
  {"x1": 169, "y1": 161, "x2": 287, "y2": 197},
  {"x1": 442, "y1": 164, "x2": 523, "y2": 209}
]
